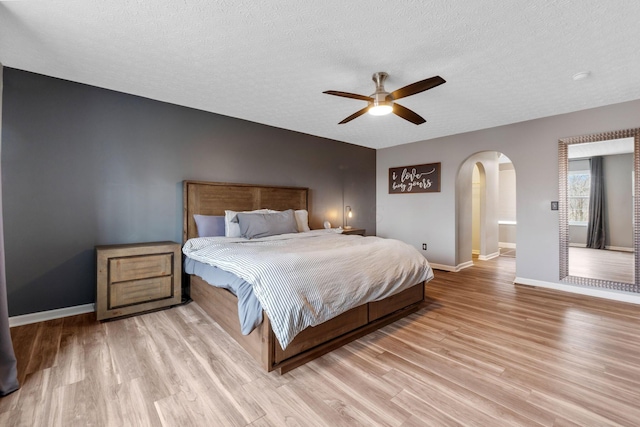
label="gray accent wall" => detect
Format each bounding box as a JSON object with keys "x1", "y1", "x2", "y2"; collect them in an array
[
  {"x1": 1, "y1": 68, "x2": 376, "y2": 317},
  {"x1": 377, "y1": 98, "x2": 640, "y2": 291}
]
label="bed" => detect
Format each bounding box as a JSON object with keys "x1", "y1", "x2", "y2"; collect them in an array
[{"x1": 182, "y1": 180, "x2": 432, "y2": 374}]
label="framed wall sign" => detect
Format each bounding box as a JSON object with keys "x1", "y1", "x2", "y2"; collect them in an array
[{"x1": 389, "y1": 162, "x2": 441, "y2": 194}]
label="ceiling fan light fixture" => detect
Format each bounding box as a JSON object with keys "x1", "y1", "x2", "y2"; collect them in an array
[
  {"x1": 368, "y1": 101, "x2": 393, "y2": 116},
  {"x1": 323, "y1": 71, "x2": 445, "y2": 124}
]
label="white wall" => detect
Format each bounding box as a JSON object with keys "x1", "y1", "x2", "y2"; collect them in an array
[
  {"x1": 604, "y1": 153, "x2": 634, "y2": 249},
  {"x1": 499, "y1": 162, "x2": 516, "y2": 221},
  {"x1": 377, "y1": 98, "x2": 640, "y2": 300},
  {"x1": 471, "y1": 165, "x2": 480, "y2": 253},
  {"x1": 499, "y1": 162, "x2": 517, "y2": 246}
]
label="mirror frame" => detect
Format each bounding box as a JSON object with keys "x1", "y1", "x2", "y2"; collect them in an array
[{"x1": 559, "y1": 128, "x2": 640, "y2": 293}]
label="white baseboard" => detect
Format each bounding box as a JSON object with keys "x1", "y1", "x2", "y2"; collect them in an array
[
  {"x1": 606, "y1": 246, "x2": 634, "y2": 252},
  {"x1": 499, "y1": 242, "x2": 516, "y2": 249},
  {"x1": 429, "y1": 263, "x2": 456, "y2": 272},
  {"x1": 570, "y1": 243, "x2": 633, "y2": 252},
  {"x1": 9, "y1": 303, "x2": 95, "y2": 327},
  {"x1": 430, "y1": 261, "x2": 474, "y2": 272},
  {"x1": 456, "y1": 261, "x2": 474, "y2": 271},
  {"x1": 478, "y1": 251, "x2": 500, "y2": 261},
  {"x1": 513, "y1": 277, "x2": 640, "y2": 305}
]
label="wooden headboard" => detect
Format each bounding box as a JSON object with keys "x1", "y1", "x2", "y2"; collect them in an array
[{"x1": 183, "y1": 181, "x2": 309, "y2": 243}]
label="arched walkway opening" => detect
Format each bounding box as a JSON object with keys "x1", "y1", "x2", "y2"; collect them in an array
[{"x1": 456, "y1": 151, "x2": 516, "y2": 270}]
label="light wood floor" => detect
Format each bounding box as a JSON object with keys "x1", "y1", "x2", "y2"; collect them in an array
[
  {"x1": 569, "y1": 247, "x2": 634, "y2": 283},
  {"x1": 2, "y1": 256, "x2": 640, "y2": 426}
]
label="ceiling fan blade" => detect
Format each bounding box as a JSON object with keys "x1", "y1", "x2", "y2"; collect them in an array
[
  {"x1": 323, "y1": 90, "x2": 374, "y2": 102},
  {"x1": 392, "y1": 103, "x2": 426, "y2": 125},
  {"x1": 338, "y1": 106, "x2": 370, "y2": 124},
  {"x1": 387, "y1": 76, "x2": 446, "y2": 101}
]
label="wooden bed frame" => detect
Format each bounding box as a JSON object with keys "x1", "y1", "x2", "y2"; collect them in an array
[{"x1": 183, "y1": 180, "x2": 425, "y2": 373}]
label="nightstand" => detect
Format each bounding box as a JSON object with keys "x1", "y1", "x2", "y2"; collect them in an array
[
  {"x1": 342, "y1": 228, "x2": 366, "y2": 236},
  {"x1": 96, "y1": 241, "x2": 182, "y2": 320}
]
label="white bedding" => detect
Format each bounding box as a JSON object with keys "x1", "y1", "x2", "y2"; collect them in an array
[{"x1": 182, "y1": 229, "x2": 434, "y2": 348}]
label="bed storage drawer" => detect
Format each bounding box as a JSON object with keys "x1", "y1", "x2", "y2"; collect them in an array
[
  {"x1": 96, "y1": 241, "x2": 181, "y2": 320},
  {"x1": 274, "y1": 304, "x2": 368, "y2": 363},
  {"x1": 368, "y1": 283, "x2": 424, "y2": 322}
]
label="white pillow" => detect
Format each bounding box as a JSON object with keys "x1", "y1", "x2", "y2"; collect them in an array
[
  {"x1": 294, "y1": 209, "x2": 311, "y2": 232},
  {"x1": 224, "y1": 209, "x2": 271, "y2": 237}
]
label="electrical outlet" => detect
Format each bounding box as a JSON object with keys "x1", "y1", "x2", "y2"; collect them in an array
[{"x1": 422, "y1": 243, "x2": 427, "y2": 251}]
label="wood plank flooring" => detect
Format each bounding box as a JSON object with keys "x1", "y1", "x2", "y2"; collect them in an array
[
  {"x1": 569, "y1": 247, "x2": 634, "y2": 283},
  {"x1": 2, "y1": 256, "x2": 640, "y2": 426}
]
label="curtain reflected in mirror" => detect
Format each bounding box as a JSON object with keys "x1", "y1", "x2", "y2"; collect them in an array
[{"x1": 559, "y1": 128, "x2": 640, "y2": 293}]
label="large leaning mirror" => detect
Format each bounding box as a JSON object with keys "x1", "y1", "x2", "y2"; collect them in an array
[{"x1": 559, "y1": 128, "x2": 640, "y2": 293}]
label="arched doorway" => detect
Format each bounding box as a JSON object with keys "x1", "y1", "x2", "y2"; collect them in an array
[{"x1": 456, "y1": 151, "x2": 516, "y2": 269}]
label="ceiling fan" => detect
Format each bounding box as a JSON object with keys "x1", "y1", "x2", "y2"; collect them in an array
[{"x1": 323, "y1": 72, "x2": 445, "y2": 125}]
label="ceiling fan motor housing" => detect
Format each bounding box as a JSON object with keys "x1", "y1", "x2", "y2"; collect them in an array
[{"x1": 370, "y1": 72, "x2": 393, "y2": 112}]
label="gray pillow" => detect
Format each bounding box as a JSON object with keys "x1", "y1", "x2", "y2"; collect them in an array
[
  {"x1": 236, "y1": 209, "x2": 298, "y2": 239},
  {"x1": 193, "y1": 214, "x2": 226, "y2": 237}
]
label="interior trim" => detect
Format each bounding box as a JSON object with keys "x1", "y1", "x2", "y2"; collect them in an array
[
  {"x1": 559, "y1": 127, "x2": 640, "y2": 292},
  {"x1": 9, "y1": 303, "x2": 95, "y2": 327},
  {"x1": 514, "y1": 277, "x2": 640, "y2": 305},
  {"x1": 430, "y1": 261, "x2": 474, "y2": 272},
  {"x1": 478, "y1": 251, "x2": 500, "y2": 261}
]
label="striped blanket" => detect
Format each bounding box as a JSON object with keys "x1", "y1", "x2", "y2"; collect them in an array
[{"x1": 183, "y1": 229, "x2": 434, "y2": 349}]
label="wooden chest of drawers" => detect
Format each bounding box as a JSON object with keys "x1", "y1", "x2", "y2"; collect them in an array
[{"x1": 96, "y1": 241, "x2": 182, "y2": 320}]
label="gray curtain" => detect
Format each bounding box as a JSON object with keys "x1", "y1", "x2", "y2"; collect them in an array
[
  {"x1": 0, "y1": 184, "x2": 19, "y2": 396},
  {"x1": 0, "y1": 64, "x2": 20, "y2": 396},
  {"x1": 586, "y1": 156, "x2": 606, "y2": 249}
]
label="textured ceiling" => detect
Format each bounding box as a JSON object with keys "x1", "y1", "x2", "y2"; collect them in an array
[{"x1": 1, "y1": 1, "x2": 640, "y2": 149}]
